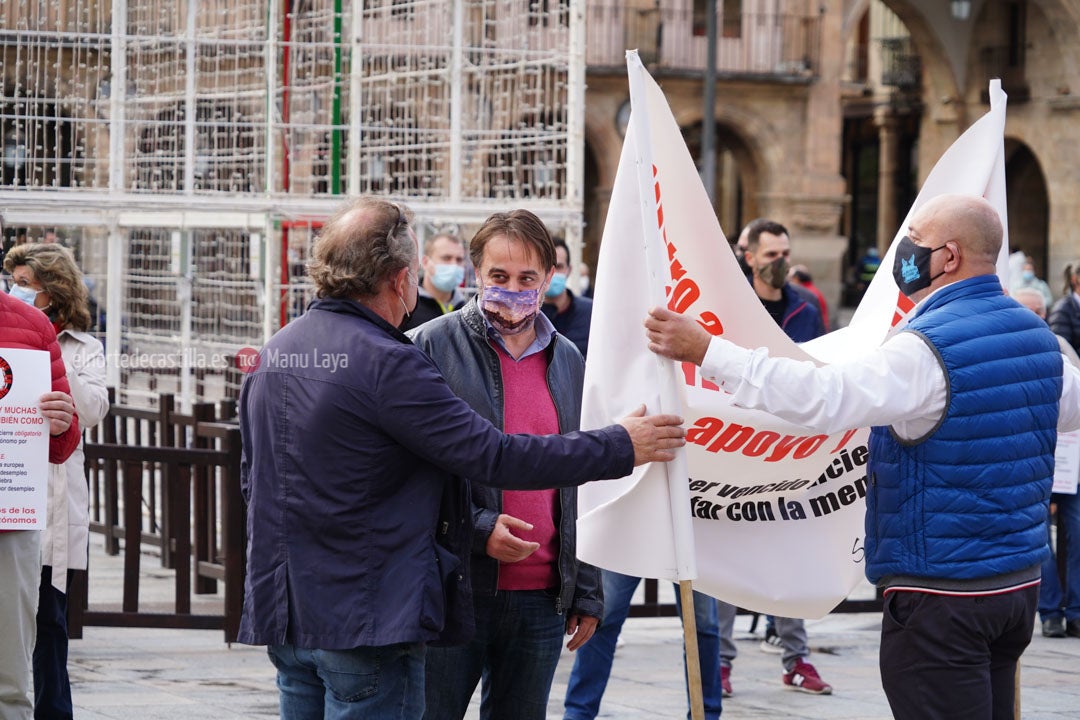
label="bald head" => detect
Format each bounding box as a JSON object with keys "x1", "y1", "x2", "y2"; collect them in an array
[
  {"x1": 911, "y1": 194, "x2": 1002, "y2": 264},
  {"x1": 1013, "y1": 287, "x2": 1047, "y2": 318},
  {"x1": 308, "y1": 197, "x2": 416, "y2": 299}
]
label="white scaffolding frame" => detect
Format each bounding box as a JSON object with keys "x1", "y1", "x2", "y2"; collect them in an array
[{"x1": 0, "y1": 0, "x2": 585, "y2": 409}]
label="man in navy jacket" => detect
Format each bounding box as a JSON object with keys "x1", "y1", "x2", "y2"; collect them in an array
[{"x1": 237, "y1": 197, "x2": 685, "y2": 720}]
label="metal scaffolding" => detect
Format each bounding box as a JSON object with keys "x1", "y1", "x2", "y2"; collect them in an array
[{"x1": 0, "y1": 0, "x2": 585, "y2": 408}]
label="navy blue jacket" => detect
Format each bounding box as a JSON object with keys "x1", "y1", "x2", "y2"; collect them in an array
[
  {"x1": 867, "y1": 275, "x2": 1062, "y2": 587},
  {"x1": 237, "y1": 298, "x2": 633, "y2": 649},
  {"x1": 774, "y1": 283, "x2": 825, "y2": 342},
  {"x1": 1049, "y1": 293, "x2": 1080, "y2": 353},
  {"x1": 410, "y1": 299, "x2": 602, "y2": 621}
]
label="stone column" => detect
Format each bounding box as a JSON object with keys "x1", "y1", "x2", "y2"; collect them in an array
[{"x1": 874, "y1": 105, "x2": 899, "y2": 254}]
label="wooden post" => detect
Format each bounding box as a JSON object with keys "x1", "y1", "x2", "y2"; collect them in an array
[
  {"x1": 679, "y1": 580, "x2": 705, "y2": 720},
  {"x1": 1014, "y1": 662, "x2": 1021, "y2": 719}
]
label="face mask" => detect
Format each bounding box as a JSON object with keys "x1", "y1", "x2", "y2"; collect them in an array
[
  {"x1": 892, "y1": 236, "x2": 947, "y2": 296},
  {"x1": 544, "y1": 273, "x2": 568, "y2": 299},
  {"x1": 1022, "y1": 270, "x2": 1035, "y2": 282},
  {"x1": 756, "y1": 257, "x2": 789, "y2": 290},
  {"x1": 429, "y1": 263, "x2": 464, "y2": 293},
  {"x1": 396, "y1": 271, "x2": 416, "y2": 330},
  {"x1": 9, "y1": 284, "x2": 41, "y2": 307},
  {"x1": 480, "y1": 284, "x2": 541, "y2": 336}
]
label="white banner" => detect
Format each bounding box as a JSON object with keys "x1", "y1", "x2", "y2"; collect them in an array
[
  {"x1": 578, "y1": 53, "x2": 1010, "y2": 618},
  {"x1": 1053, "y1": 431, "x2": 1080, "y2": 495},
  {"x1": 0, "y1": 348, "x2": 51, "y2": 530}
]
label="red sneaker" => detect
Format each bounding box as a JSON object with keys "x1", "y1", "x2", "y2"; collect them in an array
[
  {"x1": 782, "y1": 659, "x2": 832, "y2": 695},
  {"x1": 720, "y1": 665, "x2": 732, "y2": 698}
]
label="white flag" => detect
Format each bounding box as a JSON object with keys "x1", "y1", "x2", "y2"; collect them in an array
[{"x1": 578, "y1": 53, "x2": 1010, "y2": 618}]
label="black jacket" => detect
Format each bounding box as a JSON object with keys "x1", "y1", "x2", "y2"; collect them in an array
[{"x1": 409, "y1": 299, "x2": 604, "y2": 621}]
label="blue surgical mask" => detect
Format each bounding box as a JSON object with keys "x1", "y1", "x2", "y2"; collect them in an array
[
  {"x1": 1022, "y1": 270, "x2": 1035, "y2": 282},
  {"x1": 544, "y1": 272, "x2": 568, "y2": 298},
  {"x1": 892, "y1": 236, "x2": 947, "y2": 296},
  {"x1": 429, "y1": 263, "x2": 465, "y2": 293},
  {"x1": 9, "y1": 284, "x2": 41, "y2": 307}
]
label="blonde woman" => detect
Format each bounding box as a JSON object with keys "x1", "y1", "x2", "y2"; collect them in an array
[{"x1": 4, "y1": 243, "x2": 109, "y2": 719}]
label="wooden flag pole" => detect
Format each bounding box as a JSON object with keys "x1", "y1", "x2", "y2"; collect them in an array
[
  {"x1": 1014, "y1": 662, "x2": 1021, "y2": 718},
  {"x1": 679, "y1": 580, "x2": 706, "y2": 720}
]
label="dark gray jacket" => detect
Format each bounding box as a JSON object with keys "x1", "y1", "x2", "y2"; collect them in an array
[{"x1": 409, "y1": 299, "x2": 604, "y2": 621}]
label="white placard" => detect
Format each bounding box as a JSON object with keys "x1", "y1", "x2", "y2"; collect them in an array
[
  {"x1": 0, "y1": 348, "x2": 52, "y2": 530},
  {"x1": 1053, "y1": 431, "x2": 1080, "y2": 495}
]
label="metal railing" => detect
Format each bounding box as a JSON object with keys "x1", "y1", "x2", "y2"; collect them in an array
[
  {"x1": 879, "y1": 37, "x2": 921, "y2": 90},
  {"x1": 586, "y1": 6, "x2": 822, "y2": 79}
]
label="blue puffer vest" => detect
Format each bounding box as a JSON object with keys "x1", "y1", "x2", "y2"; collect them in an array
[{"x1": 866, "y1": 274, "x2": 1062, "y2": 584}]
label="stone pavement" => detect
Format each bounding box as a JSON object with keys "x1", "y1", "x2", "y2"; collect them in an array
[{"x1": 68, "y1": 569, "x2": 1080, "y2": 719}]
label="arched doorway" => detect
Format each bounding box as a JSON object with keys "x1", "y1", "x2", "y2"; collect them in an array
[{"x1": 1004, "y1": 139, "x2": 1049, "y2": 280}]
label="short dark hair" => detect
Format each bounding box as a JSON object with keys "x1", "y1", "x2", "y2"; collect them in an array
[
  {"x1": 745, "y1": 219, "x2": 789, "y2": 253},
  {"x1": 469, "y1": 210, "x2": 555, "y2": 271},
  {"x1": 553, "y1": 238, "x2": 571, "y2": 266},
  {"x1": 308, "y1": 197, "x2": 416, "y2": 299}
]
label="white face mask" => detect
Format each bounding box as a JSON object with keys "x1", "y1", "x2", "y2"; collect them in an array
[{"x1": 9, "y1": 284, "x2": 42, "y2": 307}]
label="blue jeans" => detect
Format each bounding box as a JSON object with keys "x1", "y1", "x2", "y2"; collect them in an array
[
  {"x1": 563, "y1": 570, "x2": 722, "y2": 720},
  {"x1": 1039, "y1": 493, "x2": 1080, "y2": 621},
  {"x1": 424, "y1": 589, "x2": 564, "y2": 720},
  {"x1": 268, "y1": 642, "x2": 425, "y2": 720}
]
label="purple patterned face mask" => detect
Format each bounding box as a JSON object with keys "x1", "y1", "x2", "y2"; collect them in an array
[{"x1": 480, "y1": 284, "x2": 541, "y2": 335}]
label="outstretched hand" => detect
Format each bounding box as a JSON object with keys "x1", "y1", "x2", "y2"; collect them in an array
[
  {"x1": 618, "y1": 405, "x2": 685, "y2": 466},
  {"x1": 644, "y1": 307, "x2": 711, "y2": 366}
]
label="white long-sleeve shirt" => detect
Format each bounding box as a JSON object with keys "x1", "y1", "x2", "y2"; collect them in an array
[{"x1": 700, "y1": 330, "x2": 1080, "y2": 440}]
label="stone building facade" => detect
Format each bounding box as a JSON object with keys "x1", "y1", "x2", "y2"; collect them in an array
[{"x1": 581, "y1": 0, "x2": 1080, "y2": 312}]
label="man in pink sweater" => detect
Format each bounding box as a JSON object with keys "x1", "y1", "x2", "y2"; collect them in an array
[{"x1": 409, "y1": 210, "x2": 601, "y2": 719}]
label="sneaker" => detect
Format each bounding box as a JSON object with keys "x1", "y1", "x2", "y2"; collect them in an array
[
  {"x1": 1067, "y1": 619, "x2": 1080, "y2": 638},
  {"x1": 759, "y1": 626, "x2": 783, "y2": 654},
  {"x1": 782, "y1": 660, "x2": 833, "y2": 695},
  {"x1": 720, "y1": 665, "x2": 733, "y2": 698},
  {"x1": 1042, "y1": 617, "x2": 1066, "y2": 638}
]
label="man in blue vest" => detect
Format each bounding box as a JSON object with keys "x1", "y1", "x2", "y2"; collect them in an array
[{"x1": 643, "y1": 194, "x2": 1080, "y2": 720}]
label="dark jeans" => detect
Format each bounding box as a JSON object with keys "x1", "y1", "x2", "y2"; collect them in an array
[
  {"x1": 34, "y1": 566, "x2": 73, "y2": 720},
  {"x1": 880, "y1": 586, "x2": 1037, "y2": 720},
  {"x1": 268, "y1": 642, "x2": 425, "y2": 720},
  {"x1": 424, "y1": 589, "x2": 564, "y2": 720},
  {"x1": 1039, "y1": 493, "x2": 1080, "y2": 621}
]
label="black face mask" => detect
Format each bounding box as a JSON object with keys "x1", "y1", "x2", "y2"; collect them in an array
[{"x1": 892, "y1": 236, "x2": 947, "y2": 296}]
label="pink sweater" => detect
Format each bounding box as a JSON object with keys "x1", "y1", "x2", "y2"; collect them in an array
[{"x1": 496, "y1": 347, "x2": 560, "y2": 591}]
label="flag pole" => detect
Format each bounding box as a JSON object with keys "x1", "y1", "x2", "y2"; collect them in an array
[
  {"x1": 625, "y1": 49, "x2": 705, "y2": 720},
  {"x1": 679, "y1": 581, "x2": 706, "y2": 720}
]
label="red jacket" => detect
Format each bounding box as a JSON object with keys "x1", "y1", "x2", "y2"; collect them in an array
[{"x1": 0, "y1": 291, "x2": 80, "y2": 464}]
